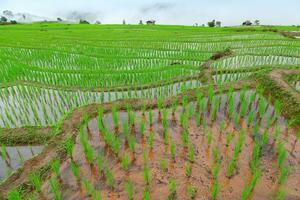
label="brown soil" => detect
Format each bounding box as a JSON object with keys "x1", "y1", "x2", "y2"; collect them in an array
[{"x1": 39, "y1": 101, "x2": 300, "y2": 200}]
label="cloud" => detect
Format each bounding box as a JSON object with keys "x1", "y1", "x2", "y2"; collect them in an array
[
  {"x1": 141, "y1": 2, "x2": 175, "y2": 13},
  {"x1": 60, "y1": 10, "x2": 102, "y2": 22}
]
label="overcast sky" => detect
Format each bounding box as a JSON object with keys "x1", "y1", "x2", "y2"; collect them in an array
[{"x1": 0, "y1": 0, "x2": 299, "y2": 26}]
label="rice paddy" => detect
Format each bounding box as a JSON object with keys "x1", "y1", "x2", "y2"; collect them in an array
[{"x1": 0, "y1": 24, "x2": 299, "y2": 200}]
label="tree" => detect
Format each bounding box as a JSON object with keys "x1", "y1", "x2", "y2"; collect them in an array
[
  {"x1": 57, "y1": 18, "x2": 63, "y2": 22},
  {"x1": 207, "y1": 20, "x2": 216, "y2": 27},
  {"x1": 123, "y1": 19, "x2": 126, "y2": 25},
  {"x1": 79, "y1": 19, "x2": 90, "y2": 24},
  {"x1": 95, "y1": 21, "x2": 101, "y2": 24},
  {"x1": 139, "y1": 20, "x2": 143, "y2": 25},
  {"x1": 0, "y1": 16, "x2": 7, "y2": 22},
  {"x1": 254, "y1": 20, "x2": 260, "y2": 26},
  {"x1": 216, "y1": 21, "x2": 221, "y2": 27},
  {"x1": 242, "y1": 20, "x2": 252, "y2": 26},
  {"x1": 10, "y1": 20, "x2": 17, "y2": 24}
]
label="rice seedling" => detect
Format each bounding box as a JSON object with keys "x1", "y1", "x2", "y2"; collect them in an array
[
  {"x1": 143, "y1": 166, "x2": 151, "y2": 185},
  {"x1": 186, "y1": 184, "x2": 197, "y2": 199},
  {"x1": 185, "y1": 162, "x2": 192, "y2": 178},
  {"x1": 140, "y1": 120, "x2": 145, "y2": 137},
  {"x1": 70, "y1": 161, "x2": 80, "y2": 182},
  {"x1": 92, "y1": 191, "x2": 102, "y2": 200},
  {"x1": 121, "y1": 154, "x2": 129, "y2": 171},
  {"x1": 241, "y1": 170, "x2": 261, "y2": 200},
  {"x1": 7, "y1": 188, "x2": 22, "y2": 200},
  {"x1": 147, "y1": 131, "x2": 154, "y2": 149},
  {"x1": 169, "y1": 141, "x2": 176, "y2": 161},
  {"x1": 210, "y1": 182, "x2": 219, "y2": 200},
  {"x1": 96, "y1": 154, "x2": 105, "y2": 174},
  {"x1": 49, "y1": 177, "x2": 62, "y2": 200},
  {"x1": 127, "y1": 135, "x2": 136, "y2": 154},
  {"x1": 142, "y1": 189, "x2": 150, "y2": 200},
  {"x1": 278, "y1": 167, "x2": 289, "y2": 185},
  {"x1": 63, "y1": 138, "x2": 74, "y2": 159},
  {"x1": 28, "y1": 172, "x2": 42, "y2": 193},
  {"x1": 277, "y1": 148, "x2": 287, "y2": 169},
  {"x1": 225, "y1": 132, "x2": 234, "y2": 147},
  {"x1": 148, "y1": 111, "x2": 153, "y2": 127},
  {"x1": 187, "y1": 145, "x2": 195, "y2": 163},
  {"x1": 124, "y1": 181, "x2": 134, "y2": 200},
  {"x1": 226, "y1": 159, "x2": 236, "y2": 178},
  {"x1": 159, "y1": 158, "x2": 168, "y2": 172},
  {"x1": 51, "y1": 159, "x2": 60, "y2": 178},
  {"x1": 83, "y1": 178, "x2": 93, "y2": 196},
  {"x1": 276, "y1": 189, "x2": 287, "y2": 200},
  {"x1": 171, "y1": 101, "x2": 178, "y2": 116},
  {"x1": 207, "y1": 131, "x2": 213, "y2": 146},
  {"x1": 167, "y1": 179, "x2": 177, "y2": 199},
  {"x1": 104, "y1": 168, "x2": 114, "y2": 188},
  {"x1": 181, "y1": 129, "x2": 190, "y2": 147}
]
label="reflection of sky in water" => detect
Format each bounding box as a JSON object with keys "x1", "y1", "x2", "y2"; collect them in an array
[{"x1": 0, "y1": 146, "x2": 43, "y2": 182}]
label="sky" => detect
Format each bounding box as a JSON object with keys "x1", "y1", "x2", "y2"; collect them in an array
[{"x1": 0, "y1": 0, "x2": 299, "y2": 26}]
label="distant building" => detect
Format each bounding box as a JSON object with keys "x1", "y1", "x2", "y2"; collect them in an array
[{"x1": 146, "y1": 20, "x2": 156, "y2": 25}]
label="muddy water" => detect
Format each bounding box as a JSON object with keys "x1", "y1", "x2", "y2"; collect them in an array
[
  {"x1": 0, "y1": 79, "x2": 201, "y2": 128},
  {"x1": 0, "y1": 145, "x2": 43, "y2": 182},
  {"x1": 39, "y1": 91, "x2": 300, "y2": 200}
]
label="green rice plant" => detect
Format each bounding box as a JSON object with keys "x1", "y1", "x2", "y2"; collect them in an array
[
  {"x1": 188, "y1": 104, "x2": 194, "y2": 119},
  {"x1": 185, "y1": 162, "x2": 192, "y2": 178},
  {"x1": 186, "y1": 184, "x2": 197, "y2": 199},
  {"x1": 157, "y1": 97, "x2": 163, "y2": 114},
  {"x1": 225, "y1": 133, "x2": 234, "y2": 147},
  {"x1": 0, "y1": 145, "x2": 8, "y2": 161},
  {"x1": 148, "y1": 111, "x2": 153, "y2": 126},
  {"x1": 70, "y1": 161, "x2": 80, "y2": 182},
  {"x1": 252, "y1": 121, "x2": 259, "y2": 136},
  {"x1": 181, "y1": 130, "x2": 189, "y2": 147},
  {"x1": 111, "y1": 105, "x2": 119, "y2": 129},
  {"x1": 276, "y1": 189, "x2": 286, "y2": 200},
  {"x1": 196, "y1": 113, "x2": 201, "y2": 127},
  {"x1": 207, "y1": 131, "x2": 213, "y2": 146},
  {"x1": 277, "y1": 148, "x2": 286, "y2": 169},
  {"x1": 7, "y1": 188, "x2": 21, "y2": 200},
  {"x1": 278, "y1": 167, "x2": 289, "y2": 185},
  {"x1": 187, "y1": 145, "x2": 195, "y2": 163},
  {"x1": 210, "y1": 182, "x2": 219, "y2": 200},
  {"x1": 219, "y1": 120, "x2": 225, "y2": 133},
  {"x1": 49, "y1": 177, "x2": 62, "y2": 200},
  {"x1": 241, "y1": 170, "x2": 261, "y2": 200},
  {"x1": 85, "y1": 144, "x2": 94, "y2": 166},
  {"x1": 211, "y1": 164, "x2": 220, "y2": 180},
  {"x1": 249, "y1": 143, "x2": 261, "y2": 172},
  {"x1": 247, "y1": 110, "x2": 255, "y2": 127},
  {"x1": 104, "y1": 169, "x2": 113, "y2": 188},
  {"x1": 147, "y1": 131, "x2": 154, "y2": 149},
  {"x1": 121, "y1": 154, "x2": 129, "y2": 171},
  {"x1": 234, "y1": 113, "x2": 240, "y2": 129},
  {"x1": 83, "y1": 179, "x2": 93, "y2": 196},
  {"x1": 182, "y1": 95, "x2": 188, "y2": 108},
  {"x1": 28, "y1": 172, "x2": 42, "y2": 193},
  {"x1": 163, "y1": 130, "x2": 169, "y2": 145},
  {"x1": 96, "y1": 154, "x2": 105, "y2": 174},
  {"x1": 143, "y1": 166, "x2": 151, "y2": 185},
  {"x1": 124, "y1": 181, "x2": 134, "y2": 200},
  {"x1": 212, "y1": 147, "x2": 221, "y2": 164},
  {"x1": 273, "y1": 125, "x2": 281, "y2": 141},
  {"x1": 92, "y1": 190, "x2": 102, "y2": 200},
  {"x1": 127, "y1": 135, "x2": 136, "y2": 154},
  {"x1": 274, "y1": 100, "x2": 281, "y2": 118},
  {"x1": 260, "y1": 130, "x2": 268, "y2": 146},
  {"x1": 208, "y1": 86, "x2": 214, "y2": 104},
  {"x1": 129, "y1": 111, "x2": 135, "y2": 127},
  {"x1": 169, "y1": 141, "x2": 175, "y2": 160},
  {"x1": 227, "y1": 97, "x2": 234, "y2": 120},
  {"x1": 141, "y1": 103, "x2": 147, "y2": 116},
  {"x1": 168, "y1": 179, "x2": 177, "y2": 199},
  {"x1": 159, "y1": 158, "x2": 168, "y2": 172},
  {"x1": 140, "y1": 120, "x2": 145, "y2": 137},
  {"x1": 226, "y1": 159, "x2": 236, "y2": 178},
  {"x1": 142, "y1": 189, "x2": 150, "y2": 200},
  {"x1": 51, "y1": 159, "x2": 60, "y2": 178},
  {"x1": 63, "y1": 138, "x2": 74, "y2": 159}
]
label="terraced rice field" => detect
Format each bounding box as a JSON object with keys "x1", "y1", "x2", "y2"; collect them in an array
[{"x1": 0, "y1": 24, "x2": 299, "y2": 200}]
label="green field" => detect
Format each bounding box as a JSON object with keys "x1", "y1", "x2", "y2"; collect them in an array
[{"x1": 0, "y1": 24, "x2": 299, "y2": 200}]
